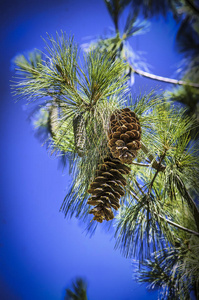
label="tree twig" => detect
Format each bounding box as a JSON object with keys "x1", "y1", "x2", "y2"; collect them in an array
[
  {"x1": 141, "y1": 142, "x2": 166, "y2": 171},
  {"x1": 157, "y1": 214, "x2": 199, "y2": 237},
  {"x1": 131, "y1": 162, "x2": 150, "y2": 167},
  {"x1": 131, "y1": 67, "x2": 199, "y2": 88},
  {"x1": 148, "y1": 149, "x2": 167, "y2": 195},
  {"x1": 134, "y1": 179, "x2": 145, "y2": 196},
  {"x1": 185, "y1": 0, "x2": 199, "y2": 16},
  {"x1": 129, "y1": 190, "x2": 140, "y2": 202},
  {"x1": 129, "y1": 184, "x2": 199, "y2": 237}
]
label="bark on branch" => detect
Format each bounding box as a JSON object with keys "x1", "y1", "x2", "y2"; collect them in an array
[{"x1": 131, "y1": 67, "x2": 199, "y2": 88}]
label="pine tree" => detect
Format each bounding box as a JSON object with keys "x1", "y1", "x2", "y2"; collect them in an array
[{"x1": 11, "y1": 1, "x2": 199, "y2": 299}]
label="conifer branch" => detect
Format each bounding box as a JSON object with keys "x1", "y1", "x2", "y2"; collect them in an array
[
  {"x1": 141, "y1": 142, "x2": 166, "y2": 171},
  {"x1": 113, "y1": 0, "x2": 119, "y2": 31},
  {"x1": 157, "y1": 214, "x2": 199, "y2": 237},
  {"x1": 134, "y1": 180, "x2": 145, "y2": 196},
  {"x1": 138, "y1": 146, "x2": 199, "y2": 237},
  {"x1": 185, "y1": 0, "x2": 199, "y2": 16},
  {"x1": 175, "y1": 175, "x2": 199, "y2": 233},
  {"x1": 12, "y1": 29, "x2": 199, "y2": 298},
  {"x1": 148, "y1": 149, "x2": 167, "y2": 196},
  {"x1": 129, "y1": 190, "x2": 140, "y2": 202},
  {"x1": 131, "y1": 66, "x2": 199, "y2": 88},
  {"x1": 130, "y1": 185, "x2": 199, "y2": 237},
  {"x1": 131, "y1": 162, "x2": 151, "y2": 167}
]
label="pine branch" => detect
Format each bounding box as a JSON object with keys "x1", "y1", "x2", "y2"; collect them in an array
[
  {"x1": 148, "y1": 149, "x2": 167, "y2": 196},
  {"x1": 134, "y1": 180, "x2": 145, "y2": 196},
  {"x1": 137, "y1": 246, "x2": 195, "y2": 300},
  {"x1": 65, "y1": 278, "x2": 88, "y2": 300},
  {"x1": 157, "y1": 213, "x2": 199, "y2": 237},
  {"x1": 147, "y1": 153, "x2": 199, "y2": 237},
  {"x1": 104, "y1": 0, "x2": 131, "y2": 32},
  {"x1": 175, "y1": 175, "x2": 199, "y2": 233},
  {"x1": 130, "y1": 158, "x2": 199, "y2": 238},
  {"x1": 132, "y1": 66, "x2": 199, "y2": 88},
  {"x1": 141, "y1": 142, "x2": 166, "y2": 171},
  {"x1": 131, "y1": 162, "x2": 151, "y2": 167},
  {"x1": 113, "y1": 0, "x2": 119, "y2": 31},
  {"x1": 185, "y1": 0, "x2": 199, "y2": 16},
  {"x1": 130, "y1": 182, "x2": 199, "y2": 238},
  {"x1": 129, "y1": 190, "x2": 140, "y2": 202}
]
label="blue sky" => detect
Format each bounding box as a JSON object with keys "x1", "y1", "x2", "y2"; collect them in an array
[{"x1": 0, "y1": 1, "x2": 182, "y2": 299}]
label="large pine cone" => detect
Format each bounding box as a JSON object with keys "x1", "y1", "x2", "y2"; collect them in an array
[
  {"x1": 108, "y1": 108, "x2": 141, "y2": 164},
  {"x1": 87, "y1": 156, "x2": 131, "y2": 223}
]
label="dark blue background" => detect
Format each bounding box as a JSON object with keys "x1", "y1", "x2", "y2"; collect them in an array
[{"x1": 0, "y1": 1, "x2": 181, "y2": 299}]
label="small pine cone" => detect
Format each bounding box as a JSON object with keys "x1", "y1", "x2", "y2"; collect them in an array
[
  {"x1": 108, "y1": 108, "x2": 141, "y2": 164},
  {"x1": 73, "y1": 113, "x2": 87, "y2": 157},
  {"x1": 87, "y1": 156, "x2": 131, "y2": 223},
  {"x1": 48, "y1": 102, "x2": 59, "y2": 137}
]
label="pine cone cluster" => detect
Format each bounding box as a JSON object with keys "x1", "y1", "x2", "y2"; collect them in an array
[
  {"x1": 108, "y1": 108, "x2": 141, "y2": 164},
  {"x1": 87, "y1": 156, "x2": 131, "y2": 223}
]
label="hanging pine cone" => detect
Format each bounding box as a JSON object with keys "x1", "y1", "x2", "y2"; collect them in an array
[
  {"x1": 108, "y1": 108, "x2": 141, "y2": 164},
  {"x1": 48, "y1": 101, "x2": 59, "y2": 137},
  {"x1": 73, "y1": 113, "x2": 87, "y2": 157},
  {"x1": 87, "y1": 156, "x2": 131, "y2": 223}
]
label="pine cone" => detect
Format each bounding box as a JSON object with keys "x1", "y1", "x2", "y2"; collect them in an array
[
  {"x1": 48, "y1": 101, "x2": 59, "y2": 137},
  {"x1": 108, "y1": 108, "x2": 141, "y2": 164},
  {"x1": 87, "y1": 156, "x2": 131, "y2": 223},
  {"x1": 73, "y1": 113, "x2": 86, "y2": 157}
]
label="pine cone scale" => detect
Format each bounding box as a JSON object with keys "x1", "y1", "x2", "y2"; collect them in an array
[{"x1": 87, "y1": 199, "x2": 104, "y2": 205}]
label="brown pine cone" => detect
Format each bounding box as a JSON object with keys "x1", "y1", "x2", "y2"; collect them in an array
[
  {"x1": 108, "y1": 108, "x2": 141, "y2": 164},
  {"x1": 87, "y1": 156, "x2": 131, "y2": 223}
]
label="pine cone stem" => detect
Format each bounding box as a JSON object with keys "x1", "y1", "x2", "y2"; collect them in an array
[
  {"x1": 131, "y1": 162, "x2": 151, "y2": 167},
  {"x1": 141, "y1": 142, "x2": 166, "y2": 172}
]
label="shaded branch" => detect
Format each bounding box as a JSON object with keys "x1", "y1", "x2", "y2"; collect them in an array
[
  {"x1": 134, "y1": 179, "x2": 145, "y2": 196},
  {"x1": 185, "y1": 0, "x2": 199, "y2": 16},
  {"x1": 175, "y1": 175, "x2": 199, "y2": 232}
]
